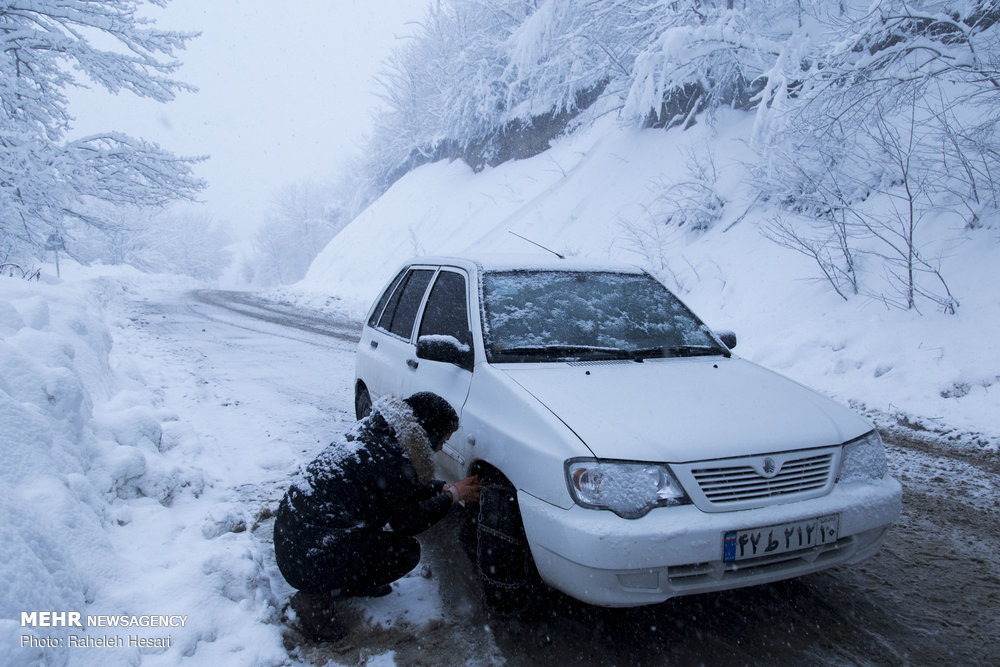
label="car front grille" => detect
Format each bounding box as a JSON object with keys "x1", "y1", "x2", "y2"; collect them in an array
[
  {"x1": 693, "y1": 453, "x2": 833, "y2": 502},
  {"x1": 672, "y1": 447, "x2": 840, "y2": 511}
]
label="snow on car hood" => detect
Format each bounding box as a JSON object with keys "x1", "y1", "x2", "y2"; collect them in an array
[{"x1": 499, "y1": 357, "x2": 872, "y2": 462}]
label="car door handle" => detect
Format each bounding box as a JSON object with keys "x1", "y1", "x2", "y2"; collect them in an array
[
  {"x1": 442, "y1": 443, "x2": 465, "y2": 465},
  {"x1": 370, "y1": 340, "x2": 378, "y2": 349},
  {"x1": 406, "y1": 359, "x2": 419, "y2": 370}
]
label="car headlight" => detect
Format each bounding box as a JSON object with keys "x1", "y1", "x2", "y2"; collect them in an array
[
  {"x1": 565, "y1": 458, "x2": 690, "y2": 519},
  {"x1": 839, "y1": 431, "x2": 889, "y2": 482}
]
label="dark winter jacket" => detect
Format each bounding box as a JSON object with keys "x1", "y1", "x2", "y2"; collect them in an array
[{"x1": 273, "y1": 398, "x2": 453, "y2": 573}]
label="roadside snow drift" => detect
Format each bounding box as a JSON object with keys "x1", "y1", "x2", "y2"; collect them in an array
[
  {"x1": 1, "y1": 265, "x2": 461, "y2": 666},
  {"x1": 0, "y1": 268, "x2": 288, "y2": 666}
]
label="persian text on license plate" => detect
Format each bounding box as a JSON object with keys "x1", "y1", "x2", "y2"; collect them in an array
[{"x1": 723, "y1": 514, "x2": 840, "y2": 563}]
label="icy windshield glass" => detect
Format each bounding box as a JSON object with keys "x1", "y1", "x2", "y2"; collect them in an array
[{"x1": 481, "y1": 270, "x2": 725, "y2": 362}]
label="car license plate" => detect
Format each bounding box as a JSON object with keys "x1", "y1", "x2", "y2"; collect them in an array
[{"x1": 723, "y1": 514, "x2": 840, "y2": 563}]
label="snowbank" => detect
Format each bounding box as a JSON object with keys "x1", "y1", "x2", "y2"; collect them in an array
[
  {"x1": 0, "y1": 265, "x2": 286, "y2": 666},
  {"x1": 293, "y1": 111, "x2": 1000, "y2": 450}
]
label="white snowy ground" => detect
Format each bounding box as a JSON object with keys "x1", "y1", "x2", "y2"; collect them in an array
[
  {"x1": 291, "y1": 110, "x2": 1000, "y2": 451},
  {"x1": 0, "y1": 265, "x2": 451, "y2": 666}
]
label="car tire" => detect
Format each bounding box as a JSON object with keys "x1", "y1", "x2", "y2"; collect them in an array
[
  {"x1": 476, "y1": 484, "x2": 534, "y2": 614},
  {"x1": 355, "y1": 384, "x2": 372, "y2": 420}
]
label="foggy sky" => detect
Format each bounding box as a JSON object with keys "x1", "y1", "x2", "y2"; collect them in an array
[{"x1": 68, "y1": 0, "x2": 428, "y2": 240}]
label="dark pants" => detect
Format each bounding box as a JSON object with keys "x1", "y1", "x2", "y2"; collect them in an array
[{"x1": 275, "y1": 523, "x2": 421, "y2": 595}]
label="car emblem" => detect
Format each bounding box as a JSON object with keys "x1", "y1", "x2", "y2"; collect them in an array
[{"x1": 761, "y1": 457, "x2": 778, "y2": 478}]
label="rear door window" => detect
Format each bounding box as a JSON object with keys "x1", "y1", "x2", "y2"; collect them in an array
[
  {"x1": 368, "y1": 269, "x2": 406, "y2": 328},
  {"x1": 376, "y1": 268, "x2": 434, "y2": 339}
]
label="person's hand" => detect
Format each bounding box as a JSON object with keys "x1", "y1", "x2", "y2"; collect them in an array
[{"x1": 444, "y1": 475, "x2": 481, "y2": 504}]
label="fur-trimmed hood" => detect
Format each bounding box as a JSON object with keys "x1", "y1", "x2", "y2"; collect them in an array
[{"x1": 372, "y1": 396, "x2": 437, "y2": 485}]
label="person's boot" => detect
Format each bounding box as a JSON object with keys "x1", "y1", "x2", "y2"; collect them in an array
[{"x1": 288, "y1": 591, "x2": 345, "y2": 642}]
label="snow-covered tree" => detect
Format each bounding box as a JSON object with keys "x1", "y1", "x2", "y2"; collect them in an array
[
  {"x1": 364, "y1": 0, "x2": 790, "y2": 187},
  {"x1": 61, "y1": 205, "x2": 231, "y2": 279},
  {"x1": 245, "y1": 178, "x2": 360, "y2": 287},
  {"x1": 353, "y1": 0, "x2": 997, "y2": 312},
  {"x1": 754, "y1": 0, "x2": 1000, "y2": 312},
  {"x1": 0, "y1": 0, "x2": 204, "y2": 264},
  {"x1": 366, "y1": 0, "x2": 529, "y2": 187}
]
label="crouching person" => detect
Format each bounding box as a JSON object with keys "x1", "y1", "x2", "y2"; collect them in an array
[{"x1": 273, "y1": 391, "x2": 480, "y2": 641}]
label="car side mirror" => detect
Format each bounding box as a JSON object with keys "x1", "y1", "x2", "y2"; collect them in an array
[
  {"x1": 715, "y1": 330, "x2": 737, "y2": 350},
  {"x1": 416, "y1": 332, "x2": 474, "y2": 372}
]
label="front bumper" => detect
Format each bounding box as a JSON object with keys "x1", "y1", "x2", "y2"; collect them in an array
[{"x1": 519, "y1": 476, "x2": 902, "y2": 607}]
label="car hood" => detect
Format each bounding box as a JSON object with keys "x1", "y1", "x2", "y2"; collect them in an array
[{"x1": 499, "y1": 357, "x2": 871, "y2": 462}]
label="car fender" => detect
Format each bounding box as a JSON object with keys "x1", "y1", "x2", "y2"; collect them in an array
[{"x1": 461, "y1": 365, "x2": 589, "y2": 509}]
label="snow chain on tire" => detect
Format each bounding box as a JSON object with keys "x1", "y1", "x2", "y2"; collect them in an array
[{"x1": 477, "y1": 485, "x2": 531, "y2": 614}]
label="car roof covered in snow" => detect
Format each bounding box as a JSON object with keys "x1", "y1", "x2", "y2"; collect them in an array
[{"x1": 404, "y1": 254, "x2": 647, "y2": 275}]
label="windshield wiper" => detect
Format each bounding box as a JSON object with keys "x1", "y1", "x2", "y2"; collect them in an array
[
  {"x1": 494, "y1": 345, "x2": 632, "y2": 361},
  {"x1": 495, "y1": 344, "x2": 729, "y2": 361},
  {"x1": 630, "y1": 345, "x2": 729, "y2": 360},
  {"x1": 663, "y1": 345, "x2": 729, "y2": 358}
]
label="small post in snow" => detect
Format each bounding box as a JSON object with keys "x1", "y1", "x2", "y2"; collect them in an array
[{"x1": 45, "y1": 233, "x2": 65, "y2": 278}]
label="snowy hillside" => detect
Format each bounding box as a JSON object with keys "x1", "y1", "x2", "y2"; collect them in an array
[{"x1": 293, "y1": 111, "x2": 999, "y2": 450}]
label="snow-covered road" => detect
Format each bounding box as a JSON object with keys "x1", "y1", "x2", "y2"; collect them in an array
[
  {"x1": 121, "y1": 288, "x2": 360, "y2": 506},
  {"x1": 94, "y1": 286, "x2": 362, "y2": 664},
  {"x1": 85, "y1": 286, "x2": 1000, "y2": 665},
  {"x1": 112, "y1": 287, "x2": 504, "y2": 666}
]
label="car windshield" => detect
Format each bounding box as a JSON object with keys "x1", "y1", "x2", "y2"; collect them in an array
[{"x1": 481, "y1": 270, "x2": 726, "y2": 362}]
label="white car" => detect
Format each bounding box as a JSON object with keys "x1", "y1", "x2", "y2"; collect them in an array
[{"x1": 354, "y1": 255, "x2": 901, "y2": 609}]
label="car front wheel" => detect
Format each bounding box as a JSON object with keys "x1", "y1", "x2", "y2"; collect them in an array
[
  {"x1": 476, "y1": 484, "x2": 535, "y2": 614},
  {"x1": 355, "y1": 384, "x2": 372, "y2": 420}
]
